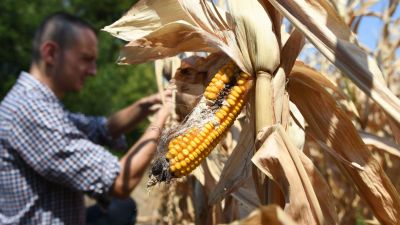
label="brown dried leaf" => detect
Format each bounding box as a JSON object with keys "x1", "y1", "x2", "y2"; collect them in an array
[
  {"x1": 288, "y1": 64, "x2": 400, "y2": 225},
  {"x1": 252, "y1": 125, "x2": 337, "y2": 225}
]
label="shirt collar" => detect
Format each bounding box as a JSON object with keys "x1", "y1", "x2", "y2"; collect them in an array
[{"x1": 17, "y1": 71, "x2": 60, "y2": 103}]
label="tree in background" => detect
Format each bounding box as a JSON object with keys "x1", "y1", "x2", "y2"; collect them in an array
[{"x1": 0, "y1": 0, "x2": 156, "y2": 146}]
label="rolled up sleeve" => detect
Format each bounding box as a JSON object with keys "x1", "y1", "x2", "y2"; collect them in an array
[{"x1": 67, "y1": 112, "x2": 127, "y2": 151}]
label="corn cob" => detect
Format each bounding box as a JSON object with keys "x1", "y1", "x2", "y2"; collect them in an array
[{"x1": 165, "y1": 61, "x2": 251, "y2": 178}]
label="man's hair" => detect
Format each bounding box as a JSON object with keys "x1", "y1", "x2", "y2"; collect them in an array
[{"x1": 31, "y1": 12, "x2": 96, "y2": 63}]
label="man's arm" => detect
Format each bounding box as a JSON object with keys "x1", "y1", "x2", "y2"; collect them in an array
[
  {"x1": 107, "y1": 90, "x2": 171, "y2": 138},
  {"x1": 110, "y1": 105, "x2": 170, "y2": 198}
]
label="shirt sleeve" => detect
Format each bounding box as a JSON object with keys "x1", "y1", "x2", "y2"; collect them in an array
[
  {"x1": 8, "y1": 100, "x2": 121, "y2": 199},
  {"x1": 66, "y1": 112, "x2": 127, "y2": 151}
]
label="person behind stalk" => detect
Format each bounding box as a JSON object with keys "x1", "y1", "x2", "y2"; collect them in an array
[{"x1": 0, "y1": 12, "x2": 171, "y2": 225}]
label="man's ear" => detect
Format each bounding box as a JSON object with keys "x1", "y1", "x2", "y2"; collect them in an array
[{"x1": 41, "y1": 41, "x2": 59, "y2": 65}]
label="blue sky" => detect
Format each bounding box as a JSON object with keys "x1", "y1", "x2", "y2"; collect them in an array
[{"x1": 357, "y1": 0, "x2": 399, "y2": 55}]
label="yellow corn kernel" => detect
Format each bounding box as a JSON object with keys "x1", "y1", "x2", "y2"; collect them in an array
[
  {"x1": 222, "y1": 120, "x2": 230, "y2": 127},
  {"x1": 204, "y1": 92, "x2": 218, "y2": 100},
  {"x1": 236, "y1": 101, "x2": 243, "y2": 109},
  {"x1": 227, "y1": 94, "x2": 237, "y2": 101},
  {"x1": 168, "y1": 141, "x2": 175, "y2": 149},
  {"x1": 175, "y1": 162, "x2": 182, "y2": 170},
  {"x1": 182, "y1": 149, "x2": 189, "y2": 156},
  {"x1": 180, "y1": 160, "x2": 187, "y2": 168},
  {"x1": 199, "y1": 131, "x2": 207, "y2": 139},
  {"x1": 166, "y1": 152, "x2": 173, "y2": 160},
  {"x1": 211, "y1": 78, "x2": 219, "y2": 84},
  {"x1": 221, "y1": 105, "x2": 230, "y2": 113},
  {"x1": 220, "y1": 109, "x2": 228, "y2": 117},
  {"x1": 227, "y1": 98, "x2": 235, "y2": 107},
  {"x1": 193, "y1": 137, "x2": 201, "y2": 145},
  {"x1": 174, "y1": 144, "x2": 182, "y2": 152},
  {"x1": 220, "y1": 74, "x2": 230, "y2": 83},
  {"x1": 196, "y1": 145, "x2": 204, "y2": 152},
  {"x1": 186, "y1": 145, "x2": 194, "y2": 152},
  {"x1": 189, "y1": 153, "x2": 195, "y2": 161},
  {"x1": 204, "y1": 122, "x2": 214, "y2": 131},
  {"x1": 182, "y1": 136, "x2": 190, "y2": 143},
  {"x1": 209, "y1": 86, "x2": 219, "y2": 93},
  {"x1": 185, "y1": 157, "x2": 191, "y2": 164},
  {"x1": 169, "y1": 148, "x2": 178, "y2": 156},
  {"x1": 217, "y1": 125, "x2": 226, "y2": 134},
  {"x1": 170, "y1": 165, "x2": 176, "y2": 172},
  {"x1": 237, "y1": 79, "x2": 246, "y2": 85},
  {"x1": 215, "y1": 111, "x2": 224, "y2": 121},
  {"x1": 189, "y1": 141, "x2": 197, "y2": 148},
  {"x1": 214, "y1": 80, "x2": 225, "y2": 89},
  {"x1": 209, "y1": 132, "x2": 217, "y2": 141},
  {"x1": 228, "y1": 113, "x2": 235, "y2": 121},
  {"x1": 232, "y1": 86, "x2": 243, "y2": 94},
  {"x1": 230, "y1": 89, "x2": 240, "y2": 98},
  {"x1": 177, "y1": 153, "x2": 184, "y2": 160}
]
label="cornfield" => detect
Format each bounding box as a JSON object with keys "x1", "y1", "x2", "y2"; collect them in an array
[{"x1": 104, "y1": 0, "x2": 400, "y2": 224}]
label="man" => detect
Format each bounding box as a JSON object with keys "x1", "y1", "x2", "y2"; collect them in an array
[{"x1": 0, "y1": 12, "x2": 170, "y2": 225}]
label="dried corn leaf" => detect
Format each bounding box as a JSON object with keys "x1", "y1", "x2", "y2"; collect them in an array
[
  {"x1": 288, "y1": 64, "x2": 400, "y2": 225},
  {"x1": 252, "y1": 125, "x2": 337, "y2": 225},
  {"x1": 287, "y1": 102, "x2": 305, "y2": 151},
  {"x1": 279, "y1": 29, "x2": 305, "y2": 76},
  {"x1": 265, "y1": 0, "x2": 400, "y2": 124},
  {"x1": 231, "y1": 176, "x2": 260, "y2": 211},
  {"x1": 118, "y1": 21, "x2": 219, "y2": 65},
  {"x1": 103, "y1": 0, "x2": 194, "y2": 41},
  {"x1": 230, "y1": 205, "x2": 298, "y2": 225},
  {"x1": 359, "y1": 131, "x2": 400, "y2": 159},
  {"x1": 104, "y1": 0, "x2": 283, "y2": 77},
  {"x1": 227, "y1": 0, "x2": 280, "y2": 74}
]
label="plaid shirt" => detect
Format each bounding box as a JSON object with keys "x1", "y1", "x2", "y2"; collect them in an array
[{"x1": 0, "y1": 72, "x2": 126, "y2": 225}]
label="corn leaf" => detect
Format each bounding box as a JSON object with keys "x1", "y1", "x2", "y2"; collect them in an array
[
  {"x1": 252, "y1": 125, "x2": 337, "y2": 225},
  {"x1": 265, "y1": 0, "x2": 400, "y2": 125},
  {"x1": 359, "y1": 131, "x2": 400, "y2": 159},
  {"x1": 288, "y1": 64, "x2": 400, "y2": 225}
]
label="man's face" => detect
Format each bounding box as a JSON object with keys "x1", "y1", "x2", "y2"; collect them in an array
[{"x1": 54, "y1": 27, "x2": 98, "y2": 93}]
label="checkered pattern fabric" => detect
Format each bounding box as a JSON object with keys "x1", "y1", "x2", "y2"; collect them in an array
[{"x1": 0, "y1": 72, "x2": 125, "y2": 225}]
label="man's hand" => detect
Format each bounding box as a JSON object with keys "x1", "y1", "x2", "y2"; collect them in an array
[
  {"x1": 138, "y1": 89, "x2": 172, "y2": 115},
  {"x1": 107, "y1": 89, "x2": 173, "y2": 138}
]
